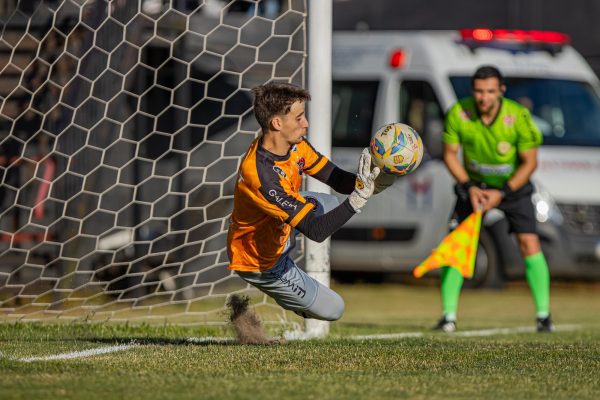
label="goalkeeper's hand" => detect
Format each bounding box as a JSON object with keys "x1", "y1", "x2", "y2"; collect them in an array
[
  {"x1": 373, "y1": 170, "x2": 396, "y2": 194},
  {"x1": 348, "y1": 148, "x2": 380, "y2": 212}
]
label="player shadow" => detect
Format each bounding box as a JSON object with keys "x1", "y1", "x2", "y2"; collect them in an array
[
  {"x1": 86, "y1": 336, "x2": 240, "y2": 346},
  {"x1": 341, "y1": 322, "x2": 430, "y2": 331}
]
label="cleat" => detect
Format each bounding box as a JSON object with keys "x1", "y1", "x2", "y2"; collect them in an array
[
  {"x1": 536, "y1": 315, "x2": 555, "y2": 333},
  {"x1": 433, "y1": 316, "x2": 456, "y2": 333}
]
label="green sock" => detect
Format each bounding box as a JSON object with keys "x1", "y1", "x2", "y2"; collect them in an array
[
  {"x1": 524, "y1": 252, "x2": 550, "y2": 319},
  {"x1": 440, "y1": 267, "x2": 464, "y2": 321}
]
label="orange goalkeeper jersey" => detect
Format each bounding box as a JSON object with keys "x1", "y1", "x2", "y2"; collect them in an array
[{"x1": 227, "y1": 137, "x2": 329, "y2": 272}]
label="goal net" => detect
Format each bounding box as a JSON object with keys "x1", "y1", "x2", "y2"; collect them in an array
[{"x1": 0, "y1": 0, "x2": 307, "y2": 328}]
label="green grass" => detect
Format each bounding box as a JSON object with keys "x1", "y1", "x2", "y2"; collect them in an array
[{"x1": 1, "y1": 283, "x2": 600, "y2": 399}]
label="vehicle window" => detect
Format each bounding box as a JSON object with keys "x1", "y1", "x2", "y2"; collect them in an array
[
  {"x1": 400, "y1": 80, "x2": 444, "y2": 158},
  {"x1": 332, "y1": 81, "x2": 379, "y2": 147},
  {"x1": 450, "y1": 77, "x2": 600, "y2": 146}
]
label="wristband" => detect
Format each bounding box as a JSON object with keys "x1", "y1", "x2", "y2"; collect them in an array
[
  {"x1": 461, "y1": 181, "x2": 476, "y2": 191},
  {"x1": 500, "y1": 182, "x2": 514, "y2": 199}
]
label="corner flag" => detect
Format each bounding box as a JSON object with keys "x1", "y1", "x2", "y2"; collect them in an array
[{"x1": 413, "y1": 211, "x2": 482, "y2": 279}]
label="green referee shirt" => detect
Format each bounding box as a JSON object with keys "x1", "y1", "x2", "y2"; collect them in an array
[{"x1": 443, "y1": 97, "x2": 543, "y2": 188}]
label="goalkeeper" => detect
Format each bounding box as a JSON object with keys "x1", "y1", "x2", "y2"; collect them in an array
[
  {"x1": 227, "y1": 82, "x2": 388, "y2": 321},
  {"x1": 436, "y1": 65, "x2": 554, "y2": 333}
]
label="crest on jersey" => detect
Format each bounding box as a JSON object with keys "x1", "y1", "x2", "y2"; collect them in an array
[
  {"x1": 297, "y1": 157, "x2": 305, "y2": 174},
  {"x1": 503, "y1": 115, "x2": 516, "y2": 126},
  {"x1": 459, "y1": 109, "x2": 473, "y2": 121},
  {"x1": 497, "y1": 141, "x2": 511, "y2": 155},
  {"x1": 272, "y1": 165, "x2": 287, "y2": 178}
]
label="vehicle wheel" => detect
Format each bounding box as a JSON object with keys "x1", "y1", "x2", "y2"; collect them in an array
[{"x1": 464, "y1": 228, "x2": 504, "y2": 288}]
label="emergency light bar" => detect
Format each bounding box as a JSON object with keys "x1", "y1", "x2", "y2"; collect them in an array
[
  {"x1": 459, "y1": 29, "x2": 570, "y2": 54},
  {"x1": 460, "y1": 29, "x2": 570, "y2": 45}
]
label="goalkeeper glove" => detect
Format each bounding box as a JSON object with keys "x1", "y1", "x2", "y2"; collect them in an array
[
  {"x1": 348, "y1": 148, "x2": 380, "y2": 212},
  {"x1": 373, "y1": 171, "x2": 396, "y2": 194}
]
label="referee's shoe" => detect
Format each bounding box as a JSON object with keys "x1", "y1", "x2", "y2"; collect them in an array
[
  {"x1": 536, "y1": 315, "x2": 555, "y2": 333},
  {"x1": 433, "y1": 316, "x2": 456, "y2": 333}
]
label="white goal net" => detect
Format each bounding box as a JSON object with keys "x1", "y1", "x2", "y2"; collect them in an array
[{"x1": 0, "y1": 0, "x2": 307, "y2": 327}]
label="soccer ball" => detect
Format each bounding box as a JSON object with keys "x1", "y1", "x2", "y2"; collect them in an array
[{"x1": 370, "y1": 122, "x2": 424, "y2": 176}]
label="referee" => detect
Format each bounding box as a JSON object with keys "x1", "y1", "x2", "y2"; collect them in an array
[{"x1": 435, "y1": 65, "x2": 554, "y2": 333}]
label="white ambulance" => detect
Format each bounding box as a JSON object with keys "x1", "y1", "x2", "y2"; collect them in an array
[{"x1": 330, "y1": 29, "x2": 600, "y2": 286}]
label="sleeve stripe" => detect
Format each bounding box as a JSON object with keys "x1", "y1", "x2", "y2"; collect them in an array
[
  {"x1": 304, "y1": 156, "x2": 328, "y2": 174},
  {"x1": 304, "y1": 154, "x2": 323, "y2": 171},
  {"x1": 289, "y1": 202, "x2": 315, "y2": 227}
]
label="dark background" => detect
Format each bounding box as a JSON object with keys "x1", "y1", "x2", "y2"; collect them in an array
[{"x1": 333, "y1": 0, "x2": 600, "y2": 78}]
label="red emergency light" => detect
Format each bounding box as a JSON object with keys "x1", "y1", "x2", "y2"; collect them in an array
[
  {"x1": 460, "y1": 29, "x2": 570, "y2": 45},
  {"x1": 389, "y1": 49, "x2": 406, "y2": 68}
]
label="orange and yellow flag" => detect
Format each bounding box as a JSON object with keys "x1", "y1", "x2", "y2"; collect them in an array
[{"x1": 413, "y1": 211, "x2": 482, "y2": 279}]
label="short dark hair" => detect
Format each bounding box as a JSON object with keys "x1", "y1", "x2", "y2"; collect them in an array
[
  {"x1": 252, "y1": 82, "x2": 311, "y2": 132},
  {"x1": 471, "y1": 65, "x2": 504, "y2": 88}
]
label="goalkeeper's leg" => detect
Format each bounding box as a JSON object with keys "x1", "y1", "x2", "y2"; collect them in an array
[{"x1": 236, "y1": 256, "x2": 345, "y2": 321}]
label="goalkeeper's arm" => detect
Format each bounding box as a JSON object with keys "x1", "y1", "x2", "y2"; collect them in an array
[
  {"x1": 295, "y1": 199, "x2": 356, "y2": 242},
  {"x1": 296, "y1": 149, "x2": 380, "y2": 242},
  {"x1": 311, "y1": 161, "x2": 356, "y2": 195},
  {"x1": 311, "y1": 160, "x2": 396, "y2": 195}
]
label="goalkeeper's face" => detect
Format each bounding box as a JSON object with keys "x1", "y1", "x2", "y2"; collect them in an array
[{"x1": 280, "y1": 101, "x2": 309, "y2": 145}]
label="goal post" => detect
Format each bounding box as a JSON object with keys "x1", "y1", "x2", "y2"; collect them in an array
[
  {"x1": 305, "y1": 0, "x2": 333, "y2": 338},
  {"x1": 0, "y1": 0, "x2": 333, "y2": 335}
]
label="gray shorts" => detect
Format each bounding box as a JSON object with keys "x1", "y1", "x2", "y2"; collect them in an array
[
  {"x1": 236, "y1": 192, "x2": 345, "y2": 321},
  {"x1": 236, "y1": 255, "x2": 344, "y2": 321}
]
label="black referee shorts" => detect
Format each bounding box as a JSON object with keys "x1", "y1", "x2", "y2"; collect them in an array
[{"x1": 451, "y1": 181, "x2": 537, "y2": 234}]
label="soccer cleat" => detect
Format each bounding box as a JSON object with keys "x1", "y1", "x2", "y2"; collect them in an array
[
  {"x1": 433, "y1": 316, "x2": 456, "y2": 333},
  {"x1": 536, "y1": 315, "x2": 555, "y2": 333}
]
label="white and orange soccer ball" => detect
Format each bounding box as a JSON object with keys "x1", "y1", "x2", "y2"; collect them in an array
[{"x1": 370, "y1": 122, "x2": 424, "y2": 176}]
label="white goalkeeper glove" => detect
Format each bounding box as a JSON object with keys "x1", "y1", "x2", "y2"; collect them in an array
[
  {"x1": 348, "y1": 148, "x2": 380, "y2": 212},
  {"x1": 373, "y1": 170, "x2": 396, "y2": 194}
]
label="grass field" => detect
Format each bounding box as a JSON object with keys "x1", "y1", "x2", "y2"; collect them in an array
[{"x1": 1, "y1": 283, "x2": 600, "y2": 399}]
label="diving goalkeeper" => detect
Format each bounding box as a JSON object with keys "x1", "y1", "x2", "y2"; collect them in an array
[{"x1": 227, "y1": 82, "x2": 385, "y2": 321}]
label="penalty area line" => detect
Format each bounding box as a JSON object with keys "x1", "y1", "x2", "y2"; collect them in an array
[{"x1": 16, "y1": 344, "x2": 137, "y2": 362}]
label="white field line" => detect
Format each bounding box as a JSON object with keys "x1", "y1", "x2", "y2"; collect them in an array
[
  {"x1": 345, "y1": 332, "x2": 425, "y2": 340},
  {"x1": 183, "y1": 325, "x2": 537, "y2": 343},
  {"x1": 455, "y1": 323, "x2": 580, "y2": 337},
  {"x1": 348, "y1": 324, "x2": 580, "y2": 340},
  {"x1": 17, "y1": 344, "x2": 136, "y2": 362},
  {"x1": 186, "y1": 336, "x2": 236, "y2": 344}
]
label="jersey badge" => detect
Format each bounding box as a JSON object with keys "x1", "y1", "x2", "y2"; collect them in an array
[
  {"x1": 497, "y1": 141, "x2": 511, "y2": 155},
  {"x1": 296, "y1": 157, "x2": 305, "y2": 174},
  {"x1": 273, "y1": 165, "x2": 287, "y2": 178},
  {"x1": 503, "y1": 115, "x2": 516, "y2": 126},
  {"x1": 459, "y1": 109, "x2": 472, "y2": 121}
]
